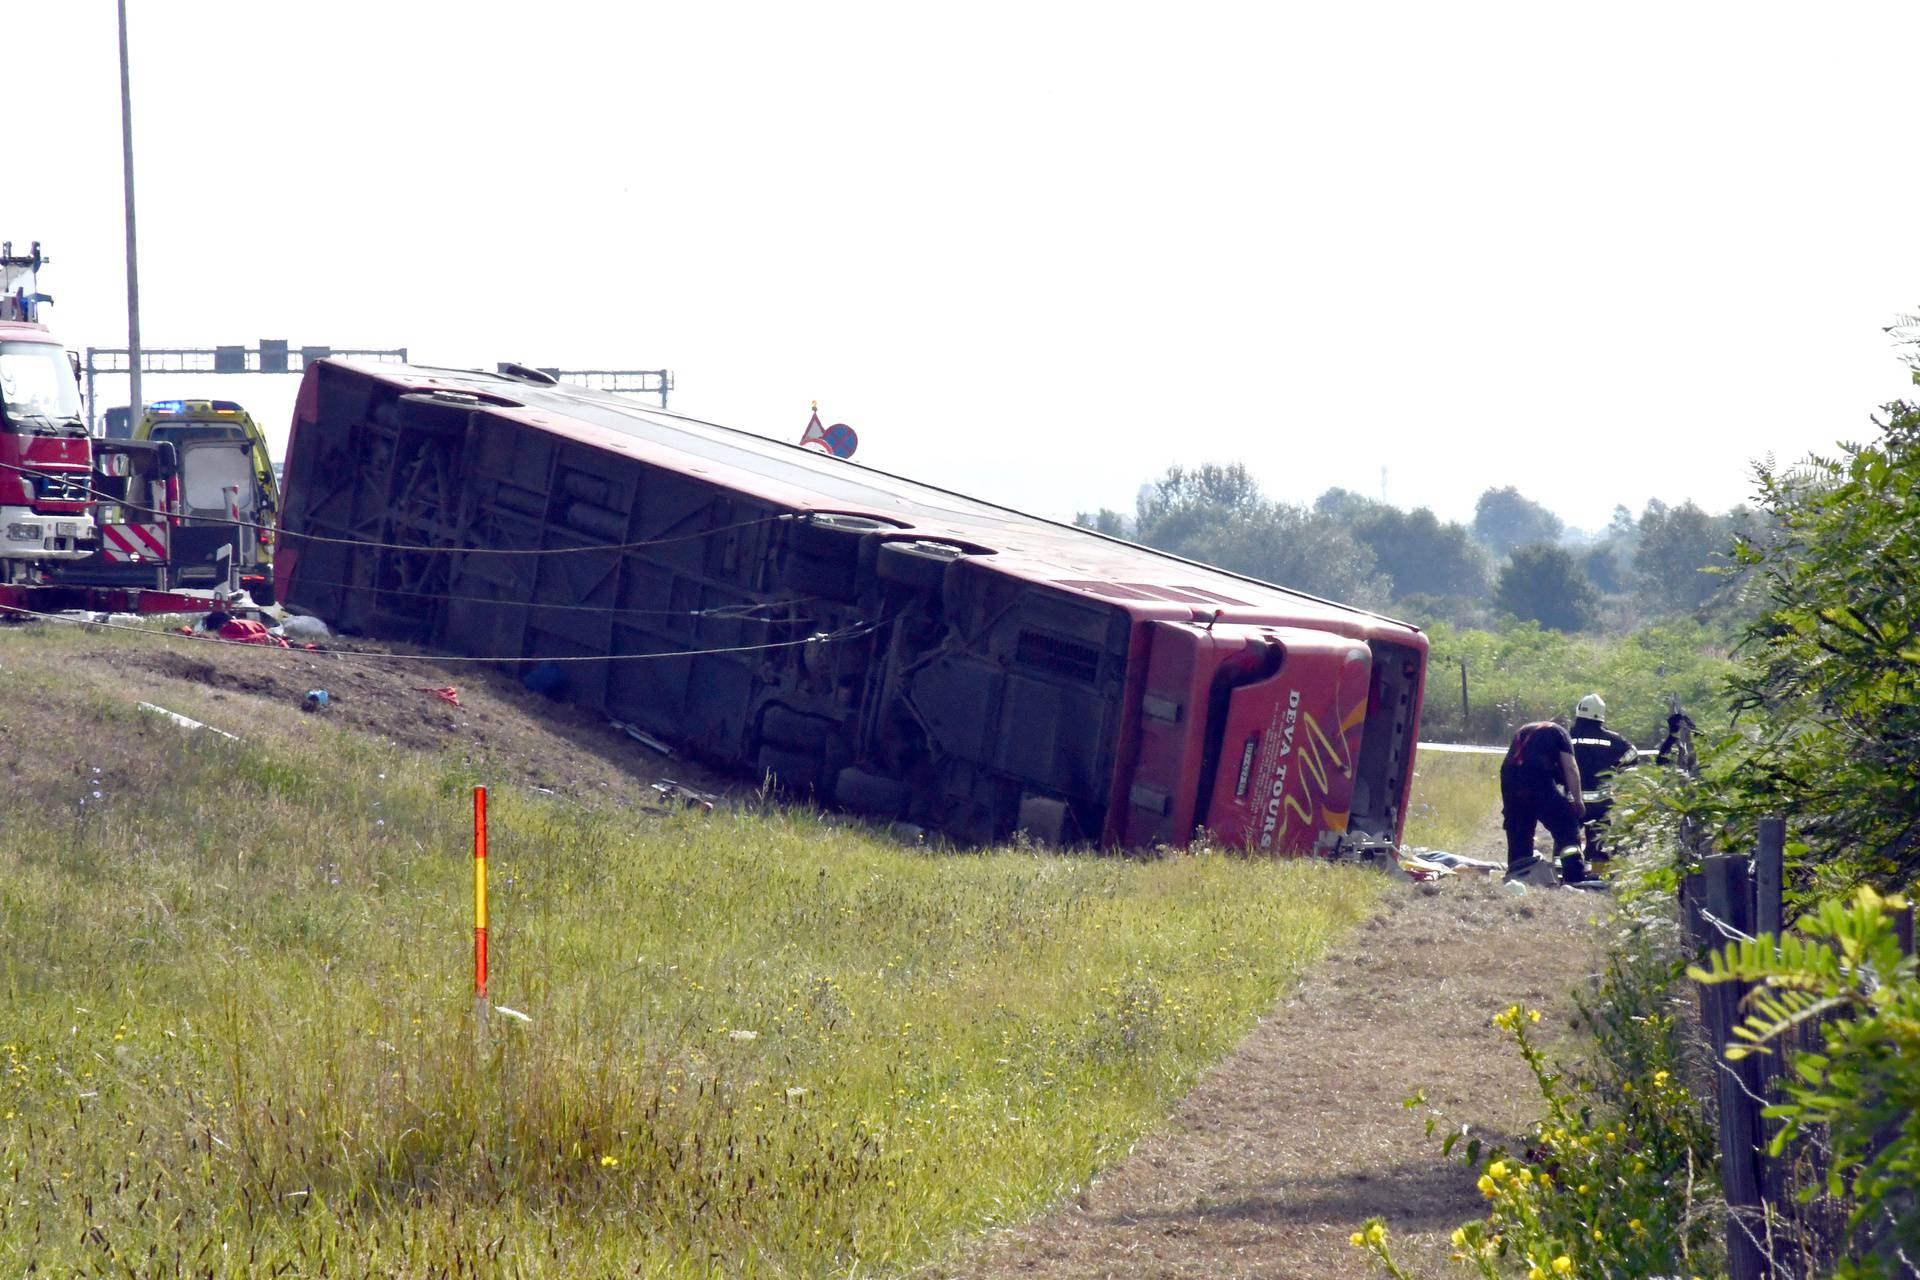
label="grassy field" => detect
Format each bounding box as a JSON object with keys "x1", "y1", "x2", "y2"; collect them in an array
[
  {"x1": 0, "y1": 638, "x2": 1384, "y2": 1278},
  {"x1": 1401, "y1": 749, "x2": 1501, "y2": 855}
]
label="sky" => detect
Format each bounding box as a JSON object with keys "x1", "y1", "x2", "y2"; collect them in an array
[{"x1": 18, "y1": 2, "x2": 1920, "y2": 533}]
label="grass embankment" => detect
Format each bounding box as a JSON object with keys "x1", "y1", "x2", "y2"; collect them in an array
[
  {"x1": 1401, "y1": 749, "x2": 1501, "y2": 855},
  {"x1": 0, "y1": 643, "x2": 1380, "y2": 1277}
]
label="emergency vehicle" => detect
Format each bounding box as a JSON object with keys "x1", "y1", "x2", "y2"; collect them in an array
[
  {"x1": 0, "y1": 243, "x2": 95, "y2": 580},
  {"x1": 135, "y1": 399, "x2": 280, "y2": 602}
]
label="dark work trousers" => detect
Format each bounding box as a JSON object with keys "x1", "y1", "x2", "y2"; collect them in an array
[
  {"x1": 1583, "y1": 794, "x2": 1616, "y2": 860},
  {"x1": 1502, "y1": 784, "x2": 1583, "y2": 872}
]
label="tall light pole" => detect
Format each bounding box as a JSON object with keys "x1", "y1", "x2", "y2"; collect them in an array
[{"x1": 117, "y1": 0, "x2": 142, "y2": 421}]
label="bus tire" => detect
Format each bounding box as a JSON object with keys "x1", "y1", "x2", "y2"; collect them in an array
[
  {"x1": 391, "y1": 391, "x2": 482, "y2": 438},
  {"x1": 832, "y1": 766, "x2": 911, "y2": 818},
  {"x1": 757, "y1": 744, "x2": 823, "y2": 795},
  {"x1": 875, "y1": 540, "x2": 963, "y2": 592},
  {"x1": 761, "y1": 705, "x2": 834, "y2": 751},
  {"x1": 791, "y1": 513, "x2": 887, "y2": 563}
]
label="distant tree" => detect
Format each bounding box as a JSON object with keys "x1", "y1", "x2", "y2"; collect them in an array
[
  {"x1": 1134, "y1": 462, "x2": 1265, "y2": 548},
  {"x1": 1129, "y1": 465, "x2": 1389, "y2": 608},
  {"x1": 1632, "y1": 500, "x2": 1728, "y2": 614},
  {"x1": 1473, "y1": 486, "x2": 1565, "y2": 557},
  {"x1": 1074, "y1": 508, "x2": 1131, "y2": 537},
  {"x1": 1311, "y1": 486, "x2": 1376, "y2": 523},
  {"x1": 1363, "y1": 506, "x2": 1491, "y2": 599},
  {"x1": 1607, "y1": 503, "x2": 1637, "y2": 541},
  {"x1": 1495, "y1": 543, "x2": 1598, "y2": 632},
  {"x1": 1583, "y1": 543, "x2": 1627, "y2": 595},
  {"x1": 1181, "y1": 505, "x2": 1390, "y2": 609},
  {"x1": 1313, "y1": 488, "x2": 1491, "y2": 601}
]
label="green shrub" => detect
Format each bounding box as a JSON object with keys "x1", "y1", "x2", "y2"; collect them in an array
[
  {"x1": 1695, "y1": 403, "x2": 1920, "y2": 895},
  {"x1": 1691, "y1": 887, "x2": 1920, "y2": 1277},
  {"x1": 1418, "y1": 619, "x2": 1732, "y2": 745}
]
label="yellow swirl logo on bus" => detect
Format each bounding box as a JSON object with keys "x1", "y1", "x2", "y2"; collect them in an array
[{"x1": 1256, "y1": 691, "x2": 1367, "y2": 853}]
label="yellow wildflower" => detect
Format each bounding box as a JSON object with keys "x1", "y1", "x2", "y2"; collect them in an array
[
  {"x1": 1451, "y1": 1228, "x2": 1467, "y2": 1247},
  {"x1": 1349, "y1": 1232, "x2": 1365, "y2": 1247},
  {"x1": 1478, "y1": 1174, "x2": 1497, "y2": 1197},
  {"x1": 1488, "y1": 1160, "x2": 1508, "y2": 1178},
  {"x1": 1553, "y1": 1257, "x2": 1573, "y2": 1274},
  {"x1": 1366, "y1": 1223, "x2": 1385, "y2": 1245},
  {"x1": 600, "y1": 1155, "x2": 619, "y2": 1167}
]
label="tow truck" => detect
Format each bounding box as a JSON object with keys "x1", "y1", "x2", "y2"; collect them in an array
[
  {"x1": 0, "y1": 242, "x2": 205, "y2": 616},
  {"x1": 1, "y1": 242, "x2": 96, "y2": 579}
]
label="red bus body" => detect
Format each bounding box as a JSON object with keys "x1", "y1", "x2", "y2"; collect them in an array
[{"x1": 278, "y1": 360, "x2": 1428, "y2": 854}]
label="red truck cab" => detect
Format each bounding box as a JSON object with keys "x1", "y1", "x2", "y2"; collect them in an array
[{"x1": 0, "y1": 320, "x2": 95, "y2": 571}]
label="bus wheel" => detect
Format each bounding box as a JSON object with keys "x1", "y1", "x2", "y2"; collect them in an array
[
  {"x1": 832, "y1": 766, "x2": 911, "y2": 818},
  {"x1": 875, "y1": 540, "x2": 963, "y2": 592}
]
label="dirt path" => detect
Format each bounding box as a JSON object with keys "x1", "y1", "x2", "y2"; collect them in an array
[{"x1": 934, "y1": 832, "x2": 1609, "y2": 1280}]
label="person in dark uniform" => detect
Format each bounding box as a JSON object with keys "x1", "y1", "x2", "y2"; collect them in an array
[
  {"x1": 1499, "y1": 718, "x2": 1603, "y2": 888},
  {"x1": 1569, "y1": 693, "x2": 1639, "y2": 863}
]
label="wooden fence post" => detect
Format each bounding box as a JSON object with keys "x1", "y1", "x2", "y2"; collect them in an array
[
  {"x1": 1754, "y1": 818, "x2": 1785, "y2": 941},
  {"x1": 1750, "y1": 819, "x2": 1793, "y2": 1268},
  {"x1": 1700, "y1": 854, "x2": 1772, "y2": 1280}
]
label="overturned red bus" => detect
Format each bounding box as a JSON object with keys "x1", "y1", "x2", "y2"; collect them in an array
[{"x1": 277, "y1": 360, "x2": 1427, "y2": 854}]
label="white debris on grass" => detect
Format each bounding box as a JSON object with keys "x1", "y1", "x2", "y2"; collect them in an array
[
  {"x1": 136, "y1": 701, "x2": 239, "y2": 741},
  {"x1": 277, "y1": 614, "x2": 332, "y2": 643}
]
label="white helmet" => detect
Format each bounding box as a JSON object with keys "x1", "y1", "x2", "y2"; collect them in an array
[{"x1": 1575, "y1": 693, "x2": 1606, "y2": 722}]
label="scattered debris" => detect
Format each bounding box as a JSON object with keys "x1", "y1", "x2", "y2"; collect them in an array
[
  {"x1": 612, "y1": 720, "x2": 674, "y2": 756},
  {"x1": 217, "y1": 618, "x2": 289, "y2": 647},
  {"x1": 1396, "y1": 852, "x2": 1456, "y2": 881},
  {"x1": 416, "y1": 685, "x2": 461, "y2": 707},
  {"x1": 278, "y1": 615, "x2": 332, "y2": 644},
  {"x1": 136, "y1": 701, "x2": 239, "y2": 741},
  {"x1": 652, "y1": 778, "x2": 717, "y2": 814},
  {"x1": 523, "y1": 661, "x2": 566, "y2": 698},
  {"x1": 1412, "y1": 849, "x2": 1503, "y2": 874},
  {"x1": 492, "y1": 1005, "x2": 533, "y2": 1024},
  {"x1": 302, "y1": 689, "x2": 330, "y2": 713}
]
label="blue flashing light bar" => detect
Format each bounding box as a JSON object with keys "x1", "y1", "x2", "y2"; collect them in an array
[{"x1": 147, "y1": 400, "x2": 185, "y2": 414}]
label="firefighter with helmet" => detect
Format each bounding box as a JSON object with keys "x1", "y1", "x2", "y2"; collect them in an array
[
  {"x1": 1499, "y1": 718, "x2": 1607, "y2": 890},
  {"x1": 1569, "y1": 692, "x2": 1639, "y2": 864}
]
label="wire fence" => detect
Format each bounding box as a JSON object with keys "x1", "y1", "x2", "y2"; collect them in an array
[{"x1": 1681, "y1": 831, "x2": 1917, "y2": 1280}]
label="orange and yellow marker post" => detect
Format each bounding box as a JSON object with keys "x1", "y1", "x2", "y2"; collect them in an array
[{"x1": 474, "y1": 785, "x2": 489, "y2": 1030}]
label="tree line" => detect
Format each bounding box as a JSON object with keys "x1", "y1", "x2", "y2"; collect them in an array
[{"x1": 1076, "y1": 467, "x2": 1767, "y2": 634}]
